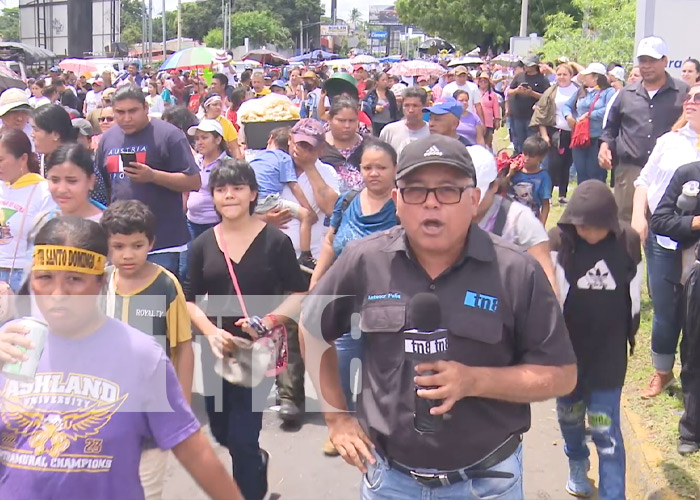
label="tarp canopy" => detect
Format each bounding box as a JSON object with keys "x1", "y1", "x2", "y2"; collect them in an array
[
  {"x1": 289, "y1": 50, "x2": 338, "y2": 62},
  {"x1": 0, "y1": 42, "x2": 56, "y2": 64}
]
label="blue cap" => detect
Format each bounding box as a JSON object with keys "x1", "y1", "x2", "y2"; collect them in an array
[
  {"x1": 271, "y1": 79, "x2": 286, "y2": 89},
  {"x1": 423, "y1": 97, "x2": 463, "y2": 118},
  {"x1": 50, "y1": 66, "x2": 60, "y2": 73}
]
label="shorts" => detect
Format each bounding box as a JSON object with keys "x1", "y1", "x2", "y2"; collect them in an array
[{"x1": 254, "y1": 193, "x2": 301, "y2": 218}]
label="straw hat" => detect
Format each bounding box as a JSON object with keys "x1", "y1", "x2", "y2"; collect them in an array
[{"x1": 0, "y1": 88, "x2": 31, "y2": 117}]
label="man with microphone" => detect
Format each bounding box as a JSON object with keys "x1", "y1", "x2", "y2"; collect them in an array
[{"x1": 301, "y1": 135, "x2": 577, "y2": 498}]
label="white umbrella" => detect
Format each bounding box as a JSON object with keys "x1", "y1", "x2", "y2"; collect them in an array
[
  {"x1": 448, "y1": 56, "x2": 484, "y2": 67},
  {"x1": 491, "y1": 53, "x2": 522, "y2": 66},
  {"x1": 388, "y1": 60, "x2": 446, "y2": 78},
  {"x1": 350, "y1": 54, "x2": 379, "y2": 65}
]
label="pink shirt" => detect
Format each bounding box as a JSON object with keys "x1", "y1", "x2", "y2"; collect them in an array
[{"x1": 480, "y1": 90, "x2": 501, "y2": 128}]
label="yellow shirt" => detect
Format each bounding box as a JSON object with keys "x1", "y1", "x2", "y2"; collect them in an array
[
  {"x1": 216, "y1": 115, "x2": 238, "y2": 142},
  {"x1": 254, "y1": 87, "x2": 271, "y2": 97}
]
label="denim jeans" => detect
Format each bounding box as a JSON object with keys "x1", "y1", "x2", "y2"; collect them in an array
[
  {"x1": 361, "y1": 445, "x2": 524, "y2": 500},
  {"x1": 646, "y1": 233, "x2": 683, "y2": 372},
  {"x1": 205, "y1": 382, "x2": 266, "y2": 500},
  {"x1": 147, "y1": 251, "x2": 181, "y2": 280},
  {"x1": 0, "y1": 268, "x2": 24, "y2": 293},
  {"x1": 336, "y1": 331, "x2": 364, "y2": 411},
  {"x1": 510, "y1": 118, "x2": 535, "y2": 155},
  {"x1": 557, "y1": 386, "x2": 625, "y2": 500},
  {"x1": 572, "y1": 141, "x2": 606, "y2": 184}
]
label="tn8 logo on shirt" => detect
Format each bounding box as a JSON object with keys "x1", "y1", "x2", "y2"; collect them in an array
[{"x1": 464, "y1": 291, "x2": 499, "y2": 312}]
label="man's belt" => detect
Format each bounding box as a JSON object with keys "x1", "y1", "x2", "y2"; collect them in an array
[{"x1": 387, "y1": 434, "x2": 522, "y2": 488}]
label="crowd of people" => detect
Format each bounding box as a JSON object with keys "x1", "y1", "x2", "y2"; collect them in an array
[{"x1": 0, "y1": 34, "x2": 698, "y2": 500}]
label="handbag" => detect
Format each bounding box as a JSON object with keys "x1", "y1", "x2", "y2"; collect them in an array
[
  {"x1": 212, "y1": 224, "x2": 288, "y2": 387},
  {"x1": 570, "y1": 90, "x2": 602, "y2": 149}
]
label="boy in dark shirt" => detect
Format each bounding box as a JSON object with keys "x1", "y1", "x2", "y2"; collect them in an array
[
  {"x1": 507, "y1": 135, "x2": 552, "y2": 224},
  {"x1": 549, "y1": 180, "x2": 642, "y2": 499}
]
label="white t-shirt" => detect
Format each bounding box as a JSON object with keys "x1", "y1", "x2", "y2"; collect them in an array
[
  {"x1": 30, "y1": 96, "x2": 51, "y2": 109},
  {"x1": 216, "y1": 65, "x2": 238, "y2": 86},
  {"x1": 84, "y1": 90, "x2": 103, "y2": 115},
  {"x1": 478, "y1": 195, "x2": 549, "y2": 250},
  {"x1": 280, "y1": 160, "x2": 340, "y2": 257},
  {"x1": 0, "y1": 176, "x2": 56, "y2": 269},
  {"x1": 146, "y1": 94, "x2": 165, "y2": 114},
  {"x1": 441, "y1": 81, "x2": 482, "y2": 113},
  {"x1": 554, "y1": 84, "x2": 578, "y2": 131},
  {"x1": 379, "y1": 120, "x2": 430, "y2": 156}
]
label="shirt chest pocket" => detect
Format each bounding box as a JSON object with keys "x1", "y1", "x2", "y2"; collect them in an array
[
  {"x1": 447, "y1": 308, "x2": 512, "y2": 366},
  {"x1": 360, "y1": 303, "x2": 406, "y2": 372}
]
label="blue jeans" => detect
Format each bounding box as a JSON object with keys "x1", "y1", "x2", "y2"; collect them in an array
[
  {"x1": 572, "y1": 141, "x2": 606, "y2": 184},
  {"x1": 361, "y1": 445, "x2": 524, "y2": 500},
  {"x1": 205, "y1": 382, "x2": 266, "y2": 500},
  {"x1": 147, "y1": 251, "x2": 181, "y2": 280},
  {"x1": 646, "y1": 233, "x2": 683, "y2": 372},
  {"x1": 0, "y1": 268, "x2": 24, "y2": 293},
  {"x1": 336, "y1": 331, "x2": 364, "y2": 411},
  {"x1": 557, "y1": 386, "x2": 625, "y2": 500},
  {"x1": 511, "y1": 118, "x2": 535, "y2": 155}
]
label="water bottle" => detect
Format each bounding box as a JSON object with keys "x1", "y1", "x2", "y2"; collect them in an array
[{"x1": 677, "y1": 181, "x2": 700, "y2": 213}]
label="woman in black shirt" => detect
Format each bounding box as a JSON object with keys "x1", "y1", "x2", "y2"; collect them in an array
[{"x1": 184, "y1": 159, "x2": 306, "y2": 500}]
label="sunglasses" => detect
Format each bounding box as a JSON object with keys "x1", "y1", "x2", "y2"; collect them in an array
[
  {"x1": 99, "y1": 116, "x2": 114, "y2": 122},
  {"x1": 685, "y1": 93, "x2": 700, "y2": 105}
]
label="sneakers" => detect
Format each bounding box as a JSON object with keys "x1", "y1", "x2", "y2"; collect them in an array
[
  {"x1": 298, "y1": 252, "x2": 317, "y2": 274},
  {"x1": 559, "y1": 197, "x2": 568, "y2": 205},
  {"x1": 641, "y1": 371, "x2": 675, "y2": 399},
  {"x1": 323, "y1": 438, "x2": 340, "y2": 456},
  {"x1": 678, "y1": 439, "x2": 700, "y2": 456},
  {"x1": 566, "y1": 459, "x2": 593, "y2": 498},
  {"x1": 259, "y1": 448, "x2": 270, "y2": 498}
]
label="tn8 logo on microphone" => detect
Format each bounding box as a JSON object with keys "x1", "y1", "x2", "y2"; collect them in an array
[{"x1": 464, "y1": 291, "x2": 499, "y2": 312}]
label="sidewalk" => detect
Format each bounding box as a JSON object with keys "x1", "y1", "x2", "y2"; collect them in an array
[{"x1": 162, "y1": 388, "x2": 576, "y2": 499}]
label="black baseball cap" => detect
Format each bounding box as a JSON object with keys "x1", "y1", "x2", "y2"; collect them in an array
[{"x1": 397, "y1": 135, "x2": 477, "y2": 184}]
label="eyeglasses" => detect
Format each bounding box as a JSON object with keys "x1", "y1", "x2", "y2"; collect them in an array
[
  {"x1": 685, "y1": 93, "x2": 700, "y2": 105},
  {"x1": 99, "y1": 116, "x2": 114, "y2": 122},
  {"x1": 399, "y1": 185, "x2": 473, "y2": 205}
]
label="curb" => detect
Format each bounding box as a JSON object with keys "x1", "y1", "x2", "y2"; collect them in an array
[{"x1": 621, "y1": 395, "x2": 684, "y2": 500}]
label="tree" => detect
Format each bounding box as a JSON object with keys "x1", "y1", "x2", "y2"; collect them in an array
[
  {"x1": 230, "y1": 10, "x2": 292, "y2": 47},
  {"x1": 203, "y1": 27, "x2": 224, "y2": 48},
  {"x1": 119, "y1": 0, "x2": 144, "y2": 45},
  {"x1": 233, "y1": 0, "x2": 323, "y2": 45},
  {"x1": 0, "y1": 7, "x2": 19, "y2": 42},
  {"x1": 349, "y1": 8, "x2": 362, "y2": 31},
  {"x1": 395, "y1": 0, "x2": 578, "y2": 51},
  {"x1": 540, "y1": 0, "x2": 635, "y2": 64}
]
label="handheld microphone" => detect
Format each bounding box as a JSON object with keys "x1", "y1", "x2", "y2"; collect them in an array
[{"x1": 404, "y1": 293, "x2": 449, "y2": 433}]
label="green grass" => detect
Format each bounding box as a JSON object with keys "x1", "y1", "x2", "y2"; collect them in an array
[{"x1": 493, "y1": 128, "x2": 700, "y2": 497}]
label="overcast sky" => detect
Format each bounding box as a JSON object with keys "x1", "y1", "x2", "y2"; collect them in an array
[{"x1": 1, "y1": 0, "x2": 389, "y2": 27}]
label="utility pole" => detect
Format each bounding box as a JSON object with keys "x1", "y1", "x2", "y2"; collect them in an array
[
  {"x1": 162, "y1": 0, "x2": 167, "y2": 61},
  {"x1": 519, "y1": 0, "x2": 529, "y2": 37},
  {"x1": 177, "y1": 0, "x2": 182, "y2": 51},
  {"x1": 299, "y1": 20, "x2": 303, "y2": 54},
  {"x1": 148, "y1": 0, "x2": 153, "y2": 65}
]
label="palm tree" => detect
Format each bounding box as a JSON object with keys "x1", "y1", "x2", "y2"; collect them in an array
[{"x1": 349, "y1": 8, "x2": 362, "y2": 31}]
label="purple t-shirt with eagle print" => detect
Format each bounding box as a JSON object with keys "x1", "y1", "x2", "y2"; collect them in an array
[{"x1": 0, "y1": 317, "x2": 199, "y2": 500}]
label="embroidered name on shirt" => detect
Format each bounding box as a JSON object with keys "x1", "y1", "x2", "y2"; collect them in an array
[
  {"x1": 367, "y1": 293, "x2": 402, "y2": 301},
  {"x1": 464, "y1": 291, "x2": 499, "y2": 312}
]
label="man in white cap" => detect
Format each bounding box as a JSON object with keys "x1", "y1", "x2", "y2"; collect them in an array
[
  {"x1": 600, "y1": 35, "x2": 689, "y2": 224},
  {"x1": 83, "y1": 78, "x2": 104, "y2": 116},
  {"x1": 0, "y1": 88, "x2": 34, "y2": 147}
]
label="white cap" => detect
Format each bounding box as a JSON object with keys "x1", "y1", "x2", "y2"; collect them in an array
[
  {"x1": 636, "y1": 36, "x2": 668, "y2": 60},
  {"x1": 609, "y1": 66, "x2": 625, "y2": 82},
  {"x1": 187, "y1": 118, "x2": 224, "y2": 137},
  {"x1": 0, "y1": 88, "x2": 31, "y2": 117},
  {"x1": 467, "y1": 145, "x2": 498, "y2": 202},
  {"x1": 580, "y1": 62, "x2": 607, "y2": 76}
]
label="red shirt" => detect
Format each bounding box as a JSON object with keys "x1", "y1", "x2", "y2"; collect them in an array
[
  {"x1": 226, "y1": 108, "x2": 240, "y2": 132},
  {"x1": 357, "y1": 80, "x2": 367, "y2": 100},
  {"x1": 188, "y1": 94, "x2": 202, "y2": 114}
]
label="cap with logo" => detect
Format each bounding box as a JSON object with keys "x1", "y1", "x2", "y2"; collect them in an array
[
  {"x1": 0, "y1": 88, "x2": 31, "y2": 117},
  {"x1": 187, "y1": 118, "x2": 224, "y2": 137},
  {"x1": 580, "y1": 62, "x2": 607, "y2": 76},
  {"x1": 636, "y1": 36, "x2": 668, "y2": 60},
  {"x1": 291, "y1": 118, "x2": 325, "y2": 147},
  {"x1": 397, "y1": 135, "x2": 477, "y2": 183},
  {"x1": 423, "y1": 97, "x2": 463, "y2": 118}
]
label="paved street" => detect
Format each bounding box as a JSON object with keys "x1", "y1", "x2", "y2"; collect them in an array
[{"x1": 162, "y1": 377, "x2": 576, "y2": 500}]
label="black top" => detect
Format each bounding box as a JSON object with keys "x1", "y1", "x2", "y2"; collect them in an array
[
  {"x1": 650, "y1": 161, "x2": 700, "y2": 250},
  {"x1": 184, "y1": 225, "x2": 307, "y2": 336},
  {"x1": 303, "y1": 224, "x2": 575, "y2": 470},
  {"x1": 508, "y1": 72, "x2": 551, "y2": 120},
  {"x1": 601, "y1": 74, "x2": 688, "y2": 168},
  {"x1": 60, "y1": 89, "x2": 79, "y2": 111}
]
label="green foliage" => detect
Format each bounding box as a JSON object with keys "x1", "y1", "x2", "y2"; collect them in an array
[
  {"x1": 203, "y1": 27, "x2": 224, "y2": 49},
  {"x1": 540, "y1": 0, "x2": 635, "y2": 65},
  {"x1": 0, "y1": 7, "x2": 19, "y2": 42},
  {"x1": 230, "y1": 11, "x2": 292, "y2": 48},
  {"x1": 395, "y1": 0, "x2": 579, "y2": 51},
  {"x1": 234, "y1": 0, "x2": 323, "y2": 40}
]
